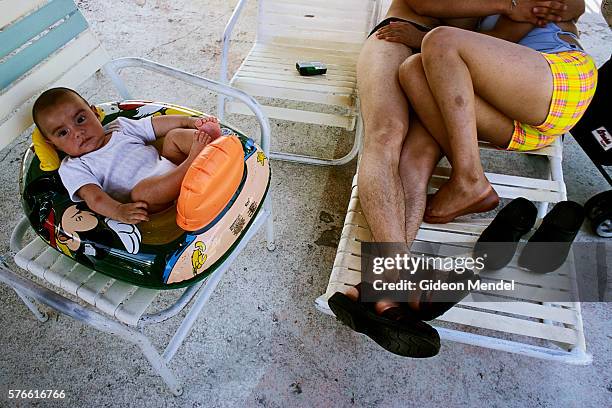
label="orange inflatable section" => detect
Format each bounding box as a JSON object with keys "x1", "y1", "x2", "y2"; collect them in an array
[{"x1": 176, "y1": 135, "x2": 244, "y2": 231}]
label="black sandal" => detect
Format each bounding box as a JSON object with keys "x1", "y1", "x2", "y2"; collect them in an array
[
  {"x1": 402, "y1": 267, "x2": 479, "y2": 321},
  {"x1": 328, "y1": 290, "x2": 440, "y2": 358},
  {"x1": 518, "y1": 201, "x2": 584, "y2": 273},
  {"x1": 473, "y1": 197, "x2": 538, "y2": 270}
]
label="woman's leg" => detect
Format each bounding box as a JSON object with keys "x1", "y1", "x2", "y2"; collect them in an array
[{"x1": 401, "y1": 27, "x2": 554, "y2": 219}]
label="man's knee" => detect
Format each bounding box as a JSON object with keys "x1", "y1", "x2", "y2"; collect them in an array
[{"x1": 363, "y1": 116, "x2": 410, "y2": 152}]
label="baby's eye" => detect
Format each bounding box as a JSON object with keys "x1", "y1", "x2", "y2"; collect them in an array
[
  {"x1": 58, "y1": 129, "x2": 68, "y2": 137},
  {"x1": 76, "y1": 115, "x2": 86, "y2": 124}
]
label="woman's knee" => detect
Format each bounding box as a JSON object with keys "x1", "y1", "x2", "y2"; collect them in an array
[
  {"x1": 421, "y1": 26, "x2": 461, "y2": 59},
  {"x1": 398, "y1": 54, "x2": 424, "y2": 97}
]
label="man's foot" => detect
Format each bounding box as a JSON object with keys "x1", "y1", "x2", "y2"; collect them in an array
[
  {"x1": 195, "y1": 117, "x2": 222, "y2": 140},
  {"x1": 329, "y1": 290, "x2": 440, "y2": 358},
  {"x1": 424, "y1": 176, "x2": 499, "y2": 224}
]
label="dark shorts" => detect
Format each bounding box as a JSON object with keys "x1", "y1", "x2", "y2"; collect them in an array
[{"x1": 368, "y1": 17, "x2": 432, "y2": 38}]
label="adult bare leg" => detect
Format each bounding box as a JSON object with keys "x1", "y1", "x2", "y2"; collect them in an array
[
  {"x1": 415, "y1": 27, "x2": 554, "y2": 221},
  {"x1": 398, "y1": 116, "x2": 442, "y2": 244},
  {"x1": 357, "y1": 36, "x2": 414, "y2": 244}
]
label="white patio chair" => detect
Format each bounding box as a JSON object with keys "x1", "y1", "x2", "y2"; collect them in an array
[
  {"x1": 219, "y1": 0, "x2": 383, "y2": 165},
  {"x1": 0, "y1": 0, "x2": 274, "y2": 395},
  {"x1": 316, "y1": 139, "x2": 593, "y2": 365}
]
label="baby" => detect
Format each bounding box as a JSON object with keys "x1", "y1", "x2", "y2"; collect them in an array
[{"x1": 32, "y1": 87, "x2": 223, "y2": 224}]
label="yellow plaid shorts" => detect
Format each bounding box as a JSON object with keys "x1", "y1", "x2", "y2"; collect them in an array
[{"x1": 507, "y1": 50, "x2": 598, "y2": 151}]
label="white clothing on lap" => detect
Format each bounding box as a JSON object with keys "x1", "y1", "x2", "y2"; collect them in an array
[{"x1": 59, "y1": 116, "x2": 177, "y2": 202}]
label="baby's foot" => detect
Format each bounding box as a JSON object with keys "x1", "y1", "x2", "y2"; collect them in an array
[
  {"x1": 195, "y1": 117, "x2": 222, "y2": 140},
  {"x1": 187, "y1": 130, "x2": 212, "y2": 160}
]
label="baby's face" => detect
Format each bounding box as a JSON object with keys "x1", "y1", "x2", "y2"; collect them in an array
[{"x1": 38, "y1": 93, "x2": 107, "y2": 157}]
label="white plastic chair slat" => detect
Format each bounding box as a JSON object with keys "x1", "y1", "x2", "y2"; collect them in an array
[
  {"x1": 260, "y1": 26, "x2": 367, "y2": 44},
  {"x1": 59, "y1": 263, "x2": 95, "y2": 295},
  {"x1": 94, "y1": 280, "x2": 138, "y2": 316},
  {"x1": 14, "y1": 237, "x2": 48, "y2": 267},
  {"x1": 0, "y1": 44, "x2": 109, "y2": 150},
  {"x1": 0, "y1": 0, "x2": 47, "y2": 29},
  {"x1": 228, "y1": 80, "x2": 352, "y2": 107},
  {"x1": 241, "y1": 62, "x2": 356, "y2": 79},
  {"x1": 262, "y1": 1, "x2": 372, "y2": 20},
  {"x1": 31, "y1": 246, "x2": 62, "y2": 272},
  {"x1": 76, "y1": 273, "x2": 114, "y2": 305},
  {"x1": 415, "y1": 229, "x2": 480, "y2": 244},
  {"x1": 433, "y1": 166, "x2": 561, "y2": 191},
  {"x1": 44, "y1": 254, "x2": 78, "y2": 287},
  {"x1": 234, "y1": 69, "x2": 356, "y2": 88},
  {"x1": 462, "y1": 300, "x2": 578, "y2": 325},
  {"x1": 233, "y1": 75, "x2": 354, "y2": 94},
  {"x1": 438, "y1": 307, "x2": 578, "y2": 345},
  {"x1": 115, "y1": 287, "x2": 158, "y2": 326},
  {"x1": 226, "y1": 102, "x2": 353, "y2": 129},
  {"x1": 0, "y1": 30, "x2": 101, "y2": 122},
  {"x1": 251, "y1": 44, "x2": 360, "y2": 63},
  {"x1": 261, "y1": 13, "x2": 369, "y2": 34}
]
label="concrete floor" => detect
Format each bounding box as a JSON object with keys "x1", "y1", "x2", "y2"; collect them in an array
[{"x1": 0, "y1": 1, "x2": 610, "y2": 407}]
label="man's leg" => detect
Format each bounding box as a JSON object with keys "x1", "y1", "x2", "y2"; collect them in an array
[{"x1": 357, "y1": 35, "x2": 414, "y2": 244}]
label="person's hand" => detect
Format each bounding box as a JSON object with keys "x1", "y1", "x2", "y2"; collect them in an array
[
  {"x1": 114, "y1": 201, "x2": 149, "y2": 224},
  {"x1": 507, "y1": 0, "x2": 568, "y2": 25},
  {"x1": 375, "y1": 22, "x2": 426, "y2": 49}
]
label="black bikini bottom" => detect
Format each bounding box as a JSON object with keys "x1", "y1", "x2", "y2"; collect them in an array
[{"x1": 368, "y1": 17, "x2": 432, "y2": 38}]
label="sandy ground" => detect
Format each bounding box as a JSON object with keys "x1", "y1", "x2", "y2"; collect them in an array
[{"x1": 0, "y1": 0, "x2": 611, "y2": 407}]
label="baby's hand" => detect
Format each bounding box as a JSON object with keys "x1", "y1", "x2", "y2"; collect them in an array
[
  {"x1": 115, "y1": 201, "x2": 149, "y2": 224},
  {"x1": 195, "y1": 117, "x2": 222, "y2": 140}
]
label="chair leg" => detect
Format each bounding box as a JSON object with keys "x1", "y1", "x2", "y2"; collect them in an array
[
  {"x1": 264, "y1": 198, "x2": 276, "y2": 251},
  {"x1": 132, "y1": 328, "x2": 183, "y2": 396},
  {"x1": 13, "y1": 288, "x2": 48, "y2": 322}
]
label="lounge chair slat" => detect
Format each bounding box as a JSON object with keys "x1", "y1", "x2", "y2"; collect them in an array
[
  {"x1": 0, "y1": 30, "x2": 101, "y2": 121},
  {"x1": 77, "y1": 273, "x2": 114, "y2": 305},
  {"x1": 230, "y1": 79, "x2": 352, "y2": 106},
  {"x1": 0, "y1": 0, "x2": 78, "y2": 58},
  {"x1": 226, "y1": 102, "x2": 354, "y2": 129},
  {"x1": 94, "y1": 280, "x2": 137, "y2": 316},
  {"x1": 437, "y1": 307, "x2": 578, "y2": 345},
  {"x1": 115, "y1": 288, "x2": 158, "y2": 326},
  {"x1": 59, "y1": 263, "x2": 95, "y2": 294},
  {"x1": 0, "y1": 11, "x2": 88, "y2": 90},
  {"x1": 44, "y1": 255, "x2": 79, "y2": 287},
  {"x1": 1, "y1": 0, "x2": 47, "y2": 28}
]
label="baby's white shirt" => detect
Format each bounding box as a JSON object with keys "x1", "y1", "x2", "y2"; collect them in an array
[{"x1": 59, "y1": 116, "x2": 177, "y2": 202}]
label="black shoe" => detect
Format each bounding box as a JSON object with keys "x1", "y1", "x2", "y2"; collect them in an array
[
  {"x1": 328, "y1": 292, "x2": 440, "y2": 358},
  {"x1": 474, "y1": 197, "x2": 538, "y2": 270},
  {"x1": 518, "y1": 201, "x2": 584, "y2": 273}
]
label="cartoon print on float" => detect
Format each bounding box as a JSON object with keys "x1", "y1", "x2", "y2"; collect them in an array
[
  {"x1": 191, "y1": 241, "x2": 208, "y2": 275},
  {"x1": 57, "y1": 204, "x2": 142, "y2": 257}
]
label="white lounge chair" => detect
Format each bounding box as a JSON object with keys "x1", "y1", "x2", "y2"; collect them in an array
[
  {"x1": 0, "y1": 0, "x2": 274, "y2": 395},
  {"x1": 316, "y1": 138, "x2": 592, "y2": 365},
  {"x1": 219, "y1": 0, "x2": 383, "y2": 165}
]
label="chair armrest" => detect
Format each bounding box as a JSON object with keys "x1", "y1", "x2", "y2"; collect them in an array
[{"x1": 103, "y1": 57, "x2": 271, "y2": 156}]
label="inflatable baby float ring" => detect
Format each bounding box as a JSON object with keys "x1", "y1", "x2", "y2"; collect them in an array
[{"x1": 20, "y1": 101, "x2": 270, "y2": 289}]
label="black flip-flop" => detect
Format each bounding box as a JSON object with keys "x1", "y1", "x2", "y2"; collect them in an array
[
  {"x1": 328, "y1": 292, "x2": 440, "y2": 358},
  {"x1": 518, "y1": 201, "x2": 584, "y2": 273},
  {"x1": 473, "y1": 197, "x2": 538, "y2": 270}
]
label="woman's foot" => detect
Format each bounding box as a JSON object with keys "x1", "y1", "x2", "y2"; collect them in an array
[
  {"x1": 425, "y1": 175, "x2": 499, "y2": 224},
  {"x1": 195, "y1": 117, "x2": 222, "y2": 140}
]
